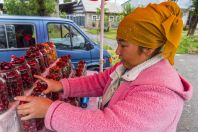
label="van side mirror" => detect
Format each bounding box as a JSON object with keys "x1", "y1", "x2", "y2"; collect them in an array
[{"x1": 85, "y1": 42, "x2": 94, "y2": 50}]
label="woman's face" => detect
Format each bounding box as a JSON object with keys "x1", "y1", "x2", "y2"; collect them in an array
[{"x1": 116, "y1": 39, "x2": 151, "y2": 69}]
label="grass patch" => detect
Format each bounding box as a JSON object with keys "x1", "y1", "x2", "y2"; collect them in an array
[
  {"x1": 177, "y1": 31, "x2": 198, "y2": 54},
  {"x1": 104, "y1": 33, "x2": 198, "y2": 65},
  {"x1": 88, "y1": 28, "x2": 198, "y2": 56},
  {"x1": 104, "y1": 45, "x2": 113, "y2": 50},
  {"x1": 105, "y1": 31, "x2": 198, "y2": 65},
  {"x1": 104, "y1": 29, "x2": 117, "y2": 40},
  {"x1": 86, "y1": 28, "x2": 117, "y2": 40},
  {"x1": 107, "y1": 49, "x2": 119, "y2": 65},
  {"x1": 86, "y1": 29, "x2": 98, "y2": 34},
  {"x1": 87, "y1": 29, "x2": 198, "y2": 47},
  {"x1": 99, "y1": 42, "x2": 119, "y2": 65},
  {"x1": 94, "y1": 41, "x2": 119, "y2": 64}
]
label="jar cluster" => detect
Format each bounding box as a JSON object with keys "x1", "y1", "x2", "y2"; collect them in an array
[
  {"x1": 0, "y1": 42, "x2": 57, "y2": 115},
  {"x1": 0, "y1": 42, "x2": 89, "y2": 131}
]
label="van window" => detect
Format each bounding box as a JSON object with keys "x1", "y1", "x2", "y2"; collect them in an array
[
  {"x1": 0, "y1": 25, "x2": 7, "y2": 49},
  {"x1": 48, "y1": 23, "x2": 86, "y2": 50},
  {"x1": 48, "y1": 23, "x2": 71, "y2": 50},
  {"x1": 14, "y1": 24, "x2": 36, "y2": 48},
  {"x1": 70, "y1": 26, "x2": 86, "y2": 50},
  {"x1": 6, "y1": 25, "x2": 17, "y2": 48},
  {"x1": 0, "y1": 24, "x2": 36, "y2": 49}
]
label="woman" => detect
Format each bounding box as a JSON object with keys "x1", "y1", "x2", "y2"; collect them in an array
[{"x1": 15, "y1": 2, "x2": 192, "y2": 132}]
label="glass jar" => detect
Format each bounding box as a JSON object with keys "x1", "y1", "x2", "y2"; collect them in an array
[
  {"x1": 62, "y1": 64, "x2": 71, "y2": 78},
  {"x1": 75, "y1": 68, "x2": 83, "y2": 77},
  {"x1": 41, "y1": 48, "x2": 49, "y2": 68},
  {"x1": 26, "y1": 47, "x2": 46, "y2": 73},
  {"x1": 0, "y1": 77, "x2": 9, "y2": 114},
  {"x1": 56, "y1": 61, "x2": 70, "y2": 78},
  {"x1": 76, "y1": 60, "x2": 87, "y2": 77},
  {"x1": 27, "y1": 59, "x2": 41, "y2": 82},
  {"x1": 25, "y1": 55, "x2": 41, "y2": 81},
  {"x1": 21, "y1": 120, "x2": 37, "y2": 132},
  {"x1": 46, "y1": 66, "x2": 63, "y2": 81},
  {"x1": 36, "y1": 44, "x2": 50, "y2": 68},
  {"x1": 34, "y1": 51, "x2": 46, "y2": 73},
  {"x1": 31, "y1": 81, "x2": 51, "y2": 98},
  {"x1": 78, "y1": 60, "x2": 86, "y2": 69},
  {"x1": 19, "y1": 101, "x2": 37, "y2": 132},
  {"x1": 42, "y1": 43, "x2": 53, "y2": 65},
  {"x1": 47, "y1": 42, "x2": 57, "y2": 62},
  {"x1": 0, "y1": 63, "x2": 24, "y2": 101},
  {"x1": 35, "y1": 118, "x2": 44, "y2": 131},
  {"x1": 58, "y1": 55, "x2": 72, "y2": 78},
  {"x1": 11, "y1": 57, "x2": 33, "y2": 90},
  {"x1": 46, "y1": 66, "x2": 62, "y2": 101}
]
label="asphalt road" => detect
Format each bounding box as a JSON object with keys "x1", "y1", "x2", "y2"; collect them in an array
[
  {"x1": 175, "y1": 54, "x2": 198, "y2": 132},
  {"x1": 85, "y1": 31, "x2": 198, "y2": 131},
  {"x1": 84, "y1": 30, "x2": 118, "y2": 49}
]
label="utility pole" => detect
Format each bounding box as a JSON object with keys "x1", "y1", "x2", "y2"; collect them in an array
[
  {"x1": 99, "y1": 0, "x2": 105, "y2": 72},
  {"x1": 55, "y1": 0, "x2": 60, "y2": 16}
]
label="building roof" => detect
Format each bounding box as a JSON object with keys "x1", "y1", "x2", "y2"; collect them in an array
[{"x1": 81, "y1": 0, "x2": 123, "y2": 13}]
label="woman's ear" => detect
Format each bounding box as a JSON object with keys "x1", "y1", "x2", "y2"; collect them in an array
[{"x1": 143, "y1": 48, "x2": 155, "y2": 57}]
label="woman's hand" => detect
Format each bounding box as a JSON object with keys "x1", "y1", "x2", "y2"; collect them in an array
[
  {"x1": 34, "y1": 75, "x2": 63, "y2": 94},
  {"x1": 15, "y1": 96, "x2": 53, "y2": 120}
]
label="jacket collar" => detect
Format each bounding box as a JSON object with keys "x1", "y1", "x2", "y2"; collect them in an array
[{"x1": 110, "y1": 54, "x2": 163, "y2": 82}]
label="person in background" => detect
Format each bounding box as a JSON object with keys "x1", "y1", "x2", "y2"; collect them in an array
[
  {"x1": 16, "y1": 28, "x2": 24, "y2": 48},
  {"x1": 23, "y1": 29, "x2": 35, "y2": 47},
  {"x1": 15, "y1": 1, "x2": 192, "y2": 132}
]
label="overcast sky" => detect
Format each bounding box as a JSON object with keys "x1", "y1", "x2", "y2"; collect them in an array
[{"x1": 109, "y1": 0, "x2": 128, "y2": 4}]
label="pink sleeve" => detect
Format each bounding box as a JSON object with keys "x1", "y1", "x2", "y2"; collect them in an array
[
  {"x1": 60, "y1": 63, "x2": 119, "y2": 97},
  {"x1": 44, "y1": 85, "x2": 182, "y2": 132}
]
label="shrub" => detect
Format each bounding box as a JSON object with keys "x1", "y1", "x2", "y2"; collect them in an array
[{"x1": 177, "y1": 35, "x2": 198, "y2": 54}]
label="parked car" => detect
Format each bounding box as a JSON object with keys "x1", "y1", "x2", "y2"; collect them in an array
[{"x1": 0, "y1": 15, "x2": 112, "y2": 70}]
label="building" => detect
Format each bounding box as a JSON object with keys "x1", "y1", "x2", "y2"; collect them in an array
[
  {"x1": 60, "y1": 0, "x2": 123, "y2": 28},
  {"x1": 0, "y1": 0, "x2": 122, "y2": 28}
]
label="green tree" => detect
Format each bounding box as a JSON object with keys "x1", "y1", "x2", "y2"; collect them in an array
[
  {"x1": 54, "y1": 0, "x2": 60, "y2": 16},
  {"x1": 64, "y1": 0, "x2": 72, "y2": 2},
  {"x1": 96, "y1": 7, "x2": 110, "y2": 32},
  {"x1": 4, "y1": 0, "x2": 32, "y2": 15},
  {"x1": 169, "y1": 0, "x2": 197, "y2": 36},
  {"x1": 59, "y1": 11, "x2": 67, "y2": 18},
  {"x1": 4, "y1": 0, "x2": 56, "y2": 16},
  {"x1": 122, "y1": 3, "x2": 135, "y2": 16},
  {"x1": 187, "y1": 0, "x2": 198, "y2": 36}
]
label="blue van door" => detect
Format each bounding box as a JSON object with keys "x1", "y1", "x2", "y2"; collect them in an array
[{"x1": 43, "y1": 21, "x2": 92, "y2": 67}]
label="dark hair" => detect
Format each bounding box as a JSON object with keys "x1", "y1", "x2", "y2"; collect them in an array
[{"x1": 138, "y1": 46, "x2": 163, "y2": 58}]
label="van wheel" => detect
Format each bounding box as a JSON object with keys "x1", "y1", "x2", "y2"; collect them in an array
[{"x1": 87, "y1": 66, "x2": 99, "y2": 71}]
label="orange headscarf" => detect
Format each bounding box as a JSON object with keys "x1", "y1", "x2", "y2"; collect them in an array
[{"x1": 117, "y1": 1, "x2": 183, "y2": 65}]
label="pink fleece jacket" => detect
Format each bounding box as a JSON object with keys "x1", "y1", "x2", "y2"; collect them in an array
[{"x1": 44, "y1": 59, "x2": 192, "y2": 132}]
